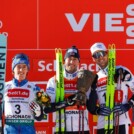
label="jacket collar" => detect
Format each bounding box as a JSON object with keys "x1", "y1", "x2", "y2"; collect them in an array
[
  {"x1": 12, "y1": 78, "x2": 28, "y2": 87},
  {"x1": 99, "y1": 66, "x2": 108, "y2": 75},
  {"x1": 64, "y1": 69, "x2": 78, "y2": 80}
]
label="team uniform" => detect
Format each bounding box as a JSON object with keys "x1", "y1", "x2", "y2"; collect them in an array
[
  {"x1": 46, "y1": 70, "x2": 90, "y2": 134},
  {"x1": 4, "y1": 78, "x2": 40, "y2": 134},
  {"x1": 93, "y1": 65, "x2": 134, "y2": 134}
]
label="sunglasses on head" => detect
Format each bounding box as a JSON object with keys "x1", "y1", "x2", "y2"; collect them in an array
[{"x1": 92, "y1": 51, "x2": 107, "y2": 59}]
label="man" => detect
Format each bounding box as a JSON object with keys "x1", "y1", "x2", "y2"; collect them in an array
[
  {"x1": 4, "y1": 53, "x2": 78, "y2": 134},
  {"x1": 87, "y1": 42, "x2": 134, "y2": 134},
  {"x1": 46, "y1": 46, "x2": 90, "y2": 134},
  {"x1": 4, "y1": 53, "x2": 42, "y2": 134}
]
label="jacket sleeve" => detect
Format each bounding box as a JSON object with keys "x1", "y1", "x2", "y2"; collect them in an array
[
  {"x1": 86, "y1": 88, "x2": 98, "y2": 115},
  {"x1": 44, "y1": 101, "x2": 71, "y2": 113},
  {"x1": 86, "y1": 74, "x2": 98, "y2": 114}
]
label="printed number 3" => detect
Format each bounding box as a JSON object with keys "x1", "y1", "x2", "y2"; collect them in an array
[{"x1": 15, "y1": 104, "x2": 21, "y2": 114}]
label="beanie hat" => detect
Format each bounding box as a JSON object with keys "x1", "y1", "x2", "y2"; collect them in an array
[
  {"x1": 64, "y1": 46, "x2": 80, "y2": 61},
  {"x1": 12, "y1": 53, "x2": 30, "y2": 71},
  {"x1": 90, "y1": 42, "x2": 107, "y2": 55}
]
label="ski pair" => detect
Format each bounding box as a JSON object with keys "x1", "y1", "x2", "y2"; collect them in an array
[
  {"x1": 55, "y1": 48, "x2": 65, "y2": 133},
  {"x1": 104, "y1": 44, "x2": 116, "y2": 134},
  {"x1": 0, "y1": 34, "x2": 7, "y2": 132}
]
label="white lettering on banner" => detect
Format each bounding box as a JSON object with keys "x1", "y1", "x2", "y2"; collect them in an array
[
  {"x1": 65, "y1": 13, "x2": 90, "y2": 31},
  {"x1": 37, "y1": 60, "x2": 99, "y2": 72},
  {"x1": 65, "y1": 13, "x2": 90, "y2": 32},
  {"x1": 106, "y1": 14, "x2": 124, "y2": 31},
  {"x1": 93, "y1": 14, "x2": 100, "y2": 31},
  {"x1": 65, "y1": 4, "x2": 134, "y2": 45},
  {"x1": 38, "y1": 60, "x2": 56, "y2": 71},
  {"x1": 81, "y1": 63, "x2": 99, "y2": 72},
  {"x1": 126, "y1": 4, "x2": 134, "y2": 44}
]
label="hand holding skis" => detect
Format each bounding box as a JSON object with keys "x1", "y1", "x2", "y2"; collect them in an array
[
  {"x1": 113, "y1": 94, "x2": 134, "y2": 116},
  {"x1": 66, "y1": 94, "x2": 77, "y2": 106},
  {"x1": 113, "y1": 104, "x2": 131, "y2": 116},
  {"x1": 66, "y1": 93, "x2": 86, "y2": 106},
  {"x1": 96, "y1": 106, "x2": 111, "y2": 116}
]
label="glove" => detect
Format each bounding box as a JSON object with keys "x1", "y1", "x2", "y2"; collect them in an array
[
  {"x1": 76, "y1": 92, "x2": 87, "y2": 105},
  {"x1": 66, "y1": 94, "x2": 77, "y2": 106},
  {"x1": 114, "y1": 67, "x2": 132, "y2": 82},
  {"x1": 113, "y1": 103, "x2": 131, "y2": 116},
  {"x1": 96, "y1": 106, "x2": 111, "y2": 116},
  {"x1": 67, "y1": 92, "x2": 87, "y2": 106},
  {"x1": 29, "y1": 101, "x2": 43, "y2": 117}
]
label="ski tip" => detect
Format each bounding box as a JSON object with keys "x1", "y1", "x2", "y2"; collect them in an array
[
  {"x1": 108, "y1": 44, "x2": 116, "y2": 50},
  {"x1": 111, "y1": 43, "x2": 116, "y2": 49},
  {"x1": 55, "y1": 48, "x2": 62, "y2": 53},
  {"x1": 109, "y1": 44, "x2": 116, "y2": 49}
]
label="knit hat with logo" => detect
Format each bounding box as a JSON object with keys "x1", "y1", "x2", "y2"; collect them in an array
[
  {"x1": 64, "y1": 46, "x2": 80, "y2": 61},
  {"x1": 12, "y1": 53, "x2": 30, "y2": 71}
]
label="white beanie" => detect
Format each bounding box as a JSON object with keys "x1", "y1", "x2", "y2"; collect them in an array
[{"x1": 90, "y1": 42, "x2": 107, "y2": 55}]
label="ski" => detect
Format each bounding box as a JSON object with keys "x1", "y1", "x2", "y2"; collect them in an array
[
  {"x1": 105, "y1": 44, "x2": 116, "y2": 134},
  {"x1": 55, "y1": 48, "x2": 65, "y2": 133},
  {"x1": 0, "y1": 34, "x2": 7, "y2": 133},
  {"x1": 114, "y1": 70, "x2": 123, "y2": 134}
]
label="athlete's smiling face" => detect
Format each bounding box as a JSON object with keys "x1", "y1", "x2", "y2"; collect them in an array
[
  {"x1": 13, "y1": 64, "x2": 28, "y2": 81},
  {"x1": 64, "y1": 56, "x2": 79, "y2": 74},
  {"x1": 92, "y1": 50, "x2": 108, "y2": 69}
]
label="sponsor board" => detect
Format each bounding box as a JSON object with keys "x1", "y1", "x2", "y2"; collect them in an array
[{"x1": 0, "y1": 0, "x2": 134, "y2": 133}]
